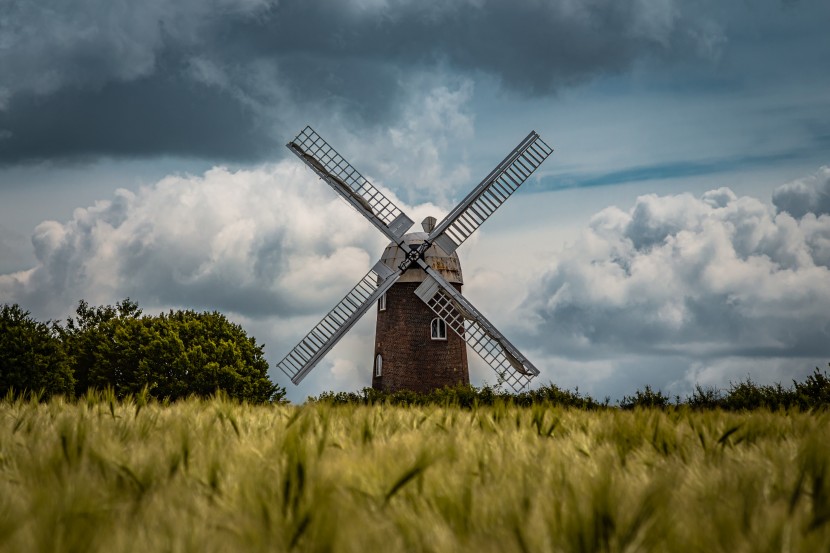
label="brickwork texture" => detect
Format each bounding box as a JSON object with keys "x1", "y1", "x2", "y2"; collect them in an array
[{"x1": 372, "y1": 282, "x2": 469, "y2": 392}]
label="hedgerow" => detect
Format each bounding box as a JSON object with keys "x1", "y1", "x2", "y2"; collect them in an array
[{"x1": 310, "y1": 366, "x2": 830, "y2": 411}]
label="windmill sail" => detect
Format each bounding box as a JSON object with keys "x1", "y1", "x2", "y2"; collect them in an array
[
  {"x1": 287, "y1": 126, "x2": 414, "y2": 242},
  {"x1": 414, "y1": 267, "x2": 540, "y2": 392},
  {"x1": 428, "y1": 131, "x2": 553, "y2": 254},
  {"x1": 276, "y1": 261, "x2": 400, "y2": 384}
]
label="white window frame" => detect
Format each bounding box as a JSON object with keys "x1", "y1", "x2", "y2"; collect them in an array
[
  {"x1": 378, "y1": 292, "x2": 386, "y2": 312},
  {"x1": 431, "y1": 318, "x2": 447, "y2": 341},
  {"x1": 375, "y1": 354, "x2": 382, "y2": 377}
]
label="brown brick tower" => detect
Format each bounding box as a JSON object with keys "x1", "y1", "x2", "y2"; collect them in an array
[{"x1": 372, "y1": 217, "x2": 469, "y2": 392}]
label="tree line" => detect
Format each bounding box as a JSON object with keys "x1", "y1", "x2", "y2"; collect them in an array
[
  {"x1": 4, "y1": 298, "x2": 828, "y2": 409},
  {"x1": 1, "y1": 299, "x2": 285, "y2": 403}
]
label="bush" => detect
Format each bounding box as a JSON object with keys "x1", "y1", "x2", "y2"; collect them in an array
[
  {"x1": 309, "y1": 382, "x2": 603, "y2": 409},
  {"x1": 309, "y1": 369, "x2": 830, "y2": 411},
  {"x1": 620, "y1": 385, "x2": 671, "y2": 409},
  {"x1": 687, "y1": 385, "x2": 724, "y2": 410},
  {"x1": 310, "y1": 385, "x2": 481, "y2": 407},
  {"x1": 0, "y1": 304, "x2": 74, "y2": 399},
  {"x1": 515, "y1": 382, "x2": 602, "y2": 409},
  {"x1": 682, "y1": 369, "x2": 830, "y2": 411},
  {"x1": 794, "y1": 366, "x2": 830, "y2": 410},
  {"x1": 721, "y1": 378, "x2": 798, "y2": 411}
]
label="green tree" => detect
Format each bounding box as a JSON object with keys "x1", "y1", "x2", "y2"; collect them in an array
[
  {"x1": 59, "y1": 298, "x2": 143, "y2": 397},
  {"x1": 0, "y1": 304, "x2": 74, "y2": 398},
  {"x1": 61, "y1": 299, "x2": 285, "y2": 403}
]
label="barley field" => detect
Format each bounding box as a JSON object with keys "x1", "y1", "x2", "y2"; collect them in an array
[{"x1": 1, "y1": 395, "x2": 828, "y2": 552}]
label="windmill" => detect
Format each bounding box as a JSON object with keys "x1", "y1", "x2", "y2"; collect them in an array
[{"x1": 276, "y1": 126, "x2": 553, "y2": 392}]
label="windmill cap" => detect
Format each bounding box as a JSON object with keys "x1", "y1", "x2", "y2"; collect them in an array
[
  {"x1": 421, "y1": 216, "x2": 437, "y2": 233},
  {"x1": 381, "y1": 232, "x2": 463, "y2": 284}
]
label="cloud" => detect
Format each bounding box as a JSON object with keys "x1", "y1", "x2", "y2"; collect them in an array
[
  {"x1": 772, "y1": 165, "x2": 830, "y2": 218},
  {"x1": 0, "y1": 0, "x2": 728, "y2": 163},
  {"x1": 359, "y1": 78, "x2": 475, "y2": 203},
  {"x1": 527, "y1": 181, "x2": 830, "y2": 363},
  {"x1": 0, "y1": 223, "x2": 35, "y2": 274},
  {"x1": 0, "y1": 162, "x2": 408, "y2": 319},
  {"x1": 0, "y1": 71, "x2": 275, "y2": 162},
  {"x1": 513, "y1": 173, "x2": 830, "y2": 399},
  {"x1": 0, "y1": 0, "x2": 269, "y2": 98}
]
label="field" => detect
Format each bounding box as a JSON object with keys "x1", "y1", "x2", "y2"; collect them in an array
[{"x1": 1, "y1": 396, "x2": 829, "y2": 552}]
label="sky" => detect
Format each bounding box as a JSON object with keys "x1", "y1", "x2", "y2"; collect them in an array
[{"x1": 1, "y1": 0, "x2": 829, "y2": 403}]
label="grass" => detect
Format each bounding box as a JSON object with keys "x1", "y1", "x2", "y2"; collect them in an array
[{"x1": 1, "y1": 395, "x2": 829, "y2": 552}]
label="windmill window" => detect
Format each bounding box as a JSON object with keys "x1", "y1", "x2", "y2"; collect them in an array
[
  {"x1": 431, "y1": 318, "x2": 447, "y2": 341},
  {"x1": 378, "y1": 293, "x2": 386, "y2": 312},
  {"x1": 375, "y1": 354, "x2": 382, "y2": 377}
]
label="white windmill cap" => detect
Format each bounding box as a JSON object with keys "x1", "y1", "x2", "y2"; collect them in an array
[{"x1": 380, "y1": 221, "x2": 463, "y2": 285}]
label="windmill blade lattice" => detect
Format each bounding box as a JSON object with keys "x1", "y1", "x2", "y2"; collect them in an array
[
  {"x1": 276, "y1": 261, "x2": 400, "y2": 385},
  {"x1": 414, "y1": 267, "x2": 540, "y2": 392},
  {"x1": 429, "y1": 131, "x2": 553, "y2": 254},
  {"x1": 276, "y1": 125, "x2": 552, "y2": 391},
  {"x1": 287, "y1": 126, "x2": 414, "y2": 242}
]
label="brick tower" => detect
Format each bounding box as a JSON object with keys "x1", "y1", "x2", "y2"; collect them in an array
[{"x1": 372, "y1": 217, "x2": 469, "y2": 392}]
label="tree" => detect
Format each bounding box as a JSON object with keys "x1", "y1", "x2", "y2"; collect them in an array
[
  {"x1": 60, "y1": 299, "x2": 285, "y2": 403},
  {"x1": 0, "y1": 304, "x2": 74, "y2": 398},
  {"x1": 59, "y1": 298, "x2": 143, "y2": 397}
]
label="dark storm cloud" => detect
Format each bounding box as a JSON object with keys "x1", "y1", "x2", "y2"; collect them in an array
[
  {"x1": 0, "y1": 0, "x2": 727, "y2": 164},
  {"x1": 226, "y1": 0, "x2": 685, "y2": 94},
  {"x1": 0, "y1": 68, "x2": 273, "y2": 163}
]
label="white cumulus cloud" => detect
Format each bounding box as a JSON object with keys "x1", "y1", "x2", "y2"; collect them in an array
[
  {"x1": 0, "y1": 162, "x2": 409, "y2": 320},
  {"x1": 530, "y1": 184, "x2": 830, "y2": 357}
]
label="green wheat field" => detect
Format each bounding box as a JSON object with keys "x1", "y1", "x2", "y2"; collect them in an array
[{"x1": 1, "y1": 395, "x2": 829, "y2": 552}]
